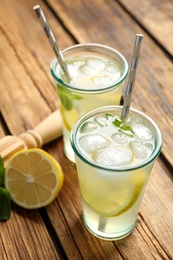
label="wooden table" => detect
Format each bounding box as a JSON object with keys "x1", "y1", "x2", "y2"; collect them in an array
[{"x1": 0, "y1": 0, "x2": 173, "y2": 259}]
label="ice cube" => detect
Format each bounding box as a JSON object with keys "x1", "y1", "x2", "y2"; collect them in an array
[
  {"x1": 86, "y1": 58, "x2": 105, "y2": 70},
  {"x1": 128, "y1": 117, "x2": 143, "y2": 128},
  {"x1": 106, "y1": 64, "x2": 119, "y2": 74},
  {"x1": 133, "y1": 124, "x2": 153, "y2": 141},
  {"x1": 92, "y1": 146, "x2": 133, "y2": 166},
  {"x1": 94, "y1": 115, "x2": 109, "y2": 127},
  {"x1": 79, "y1": 64, "x2": 97, "y2": 76},
  {"x1": 67, "y1": 64, "x2": 78, "y2": 77},
  {"x1": 91, "y1": 74, "x2": 113, "y2": 86},
  {"x1": 129, "y1": 141, "x2": 153, "y2": 159},
  {"x1": 80, "y1": 121, "x2": 97, "y2": 133},
  {"x1": 79, "y1": 134, "x2": 112, "y2": 153},
  {"x1": 111, "y1": 133, "x2": 128, "y2": 144},
  {"x1": 106, "y1": 64, "x2": 121, "y2": 82}
]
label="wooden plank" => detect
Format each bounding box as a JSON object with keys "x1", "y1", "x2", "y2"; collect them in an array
[
  {"x1": 0, "y1": 0, "x2": 74, "y2": 135},
  {"x1": 46, "y1": 0, "x2": 173, "y2": 166},
  {"x1": 139, "y1": 159, "x2": 173, "y2": 259},
  {"x1": 0, "y1": 29, "x2": 52, "y2": 134},
  {"x1": 0, "y1": 1, "x2": 68, "y2": 258},
  {"x1": 118, "y1": 0, "x2": 173, "y2": 56},
  {"x1": 0, "y1": 206, "x2": 61, "y2": 260}
]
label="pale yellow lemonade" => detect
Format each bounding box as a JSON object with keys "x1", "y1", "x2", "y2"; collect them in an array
[
  {"x1": 51, "y1": 44, "x2": 128, "y2": 162},
  {"x1": 71, "y1": 106, "x2": 162, "y2": 240}
]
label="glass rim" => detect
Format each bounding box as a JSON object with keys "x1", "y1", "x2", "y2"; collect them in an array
[
  {"x1": 50, "y1": 43, "x2": 128, "y2": 94},
  {"x1": 70, "y1": 105, "x2": 162, "y2": 172}
]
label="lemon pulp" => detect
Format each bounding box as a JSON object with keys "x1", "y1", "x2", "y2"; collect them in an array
[{"x1": 5, "y1": 148, "x2": 64, "y2": 209}]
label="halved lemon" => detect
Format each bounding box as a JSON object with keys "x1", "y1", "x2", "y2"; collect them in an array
[{"x1": 5, "y1": 148, "x2": 64, "y2": 209}]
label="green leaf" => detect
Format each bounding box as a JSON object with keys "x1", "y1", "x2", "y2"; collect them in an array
[
  {"x1": 0, "y1": 188, "x2": 11, "y2": 221},
  {"x1": 112, "y1": 118, "x2": 123, "y2": 127},
  {"x1": 119, "y1": 125, "x2": 135, "y2": 137},
  {"x1": 0, "y1": 156, "x2": 5, "y2": 187},
  {"x1": 105, "y1": 113, "x2": 135, "y2": 137},
  {"x1": 105, "y1": 113, "x2": 113, "y2": 119},
  {"x1": 56, "y1": 85, "x2": 83, "y2": 111}
]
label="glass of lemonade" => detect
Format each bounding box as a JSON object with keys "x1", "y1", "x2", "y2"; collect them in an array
[
  {"x1": 70, "y1": 105, "x2": 162, "y2": 240},
  {"x1": 50, "y1": 44, "x2": 128, "y2": 162}
]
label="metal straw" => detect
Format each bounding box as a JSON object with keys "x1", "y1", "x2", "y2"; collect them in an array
[
  {"x1": 97, "y1": 35, "x2": 143, "y2": 234},
  {"x1": 33, "y1": 5, "x2": 72, "y2": 81},
  {"x1": 121, "y1": 34, "x2": 143, "y2": 119}
]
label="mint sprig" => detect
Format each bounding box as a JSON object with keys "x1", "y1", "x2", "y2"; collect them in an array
[
  {"x1": 106, "y1": 113, "x2": 135, "y2": 137},
  {"x1": 0, "y1": 156, "x2": 11, "y2": 221},
  {"x1": 56, "y1": 85, "x2": 83, "y2": 111},
  {"x1": 0, "y1": 188, "x2": 11, "y2": 221}
]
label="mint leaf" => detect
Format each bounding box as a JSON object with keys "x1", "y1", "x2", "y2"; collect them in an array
[
  {"x1": 0, "y1": 157, "x2": 11, "y2": 221},
  {"x1": 105, "y1": 113, "x2": 135, "y2": 137},
  {"x1": 0, "y1": 188, "x2": 11, "y2": 221},
  {"x1": 119, "y1": 125, "x2": 135, "y2": 137},
  {"x1": 105, "y1": 113, "x2": 113, "y2": 119},
  {"x1": 56, "y1": 85, "x2": 83, "y2": 111},
  {"x1": 113, "y1": 118, "x2": 123, "y2": 127},
  {"x1": 0, "y1": 156, "x2": 5, "y2": 186}
]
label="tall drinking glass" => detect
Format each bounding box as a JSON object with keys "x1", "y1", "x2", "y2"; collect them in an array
[
  {"x1": 51, "y1": 44, "x2": 128, "y2": 162},
  {"x1": 71, "y1": 105, "x2": 162, "y2": 240}
]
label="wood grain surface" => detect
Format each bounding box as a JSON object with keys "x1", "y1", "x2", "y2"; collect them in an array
[{"x1": 0, "y1": 0, "x2": 172, "y2": 259}]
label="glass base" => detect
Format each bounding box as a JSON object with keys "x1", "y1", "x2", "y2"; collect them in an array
[{"x1": 83, "y1": 215, "x2": 136, "y2": 241}]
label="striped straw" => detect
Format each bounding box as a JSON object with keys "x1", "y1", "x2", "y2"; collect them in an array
[
  {"x1": 33, "y1": 5, "x2": 72, "y2": 81},
  {"x1": 121, "y1": 34, "x2": 143, "y2": 119}
]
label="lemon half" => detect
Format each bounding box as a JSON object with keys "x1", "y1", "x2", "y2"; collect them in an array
[{"x1": 5, "y1": 148, "x2": 64, "y2": 209}]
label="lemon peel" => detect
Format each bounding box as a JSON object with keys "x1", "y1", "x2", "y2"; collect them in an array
[{"x1": 5, "y1": 148, "x2": 64, "y2": 209}]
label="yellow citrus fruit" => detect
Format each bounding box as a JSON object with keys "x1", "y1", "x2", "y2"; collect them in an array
[
  {"x1": 5, "y1": 148, "x2": 64, "y2": 209},
  {"x1": 60, "y1": 103, "x2": 79, "y2": 131},
  {"x1": 113, "y1": 171, "x2": 147, "y2": 216},
  {"x1": 81, "y1": 170, "x2": 146, "y2": 217}
]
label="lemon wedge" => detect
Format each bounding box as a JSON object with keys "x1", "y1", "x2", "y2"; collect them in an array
[
  {"x1": 82, "y1": 170, "x2": 146, "y2": 217},
  {"x1": 5, "y1": 148, "x2": 64, "y2": 209},
  {"x1": 60, "y1": 103, "x2": 79, "y2": 131},
  {"x1": 114, "y1": 170, "x2": 147, "y2": 216}
]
